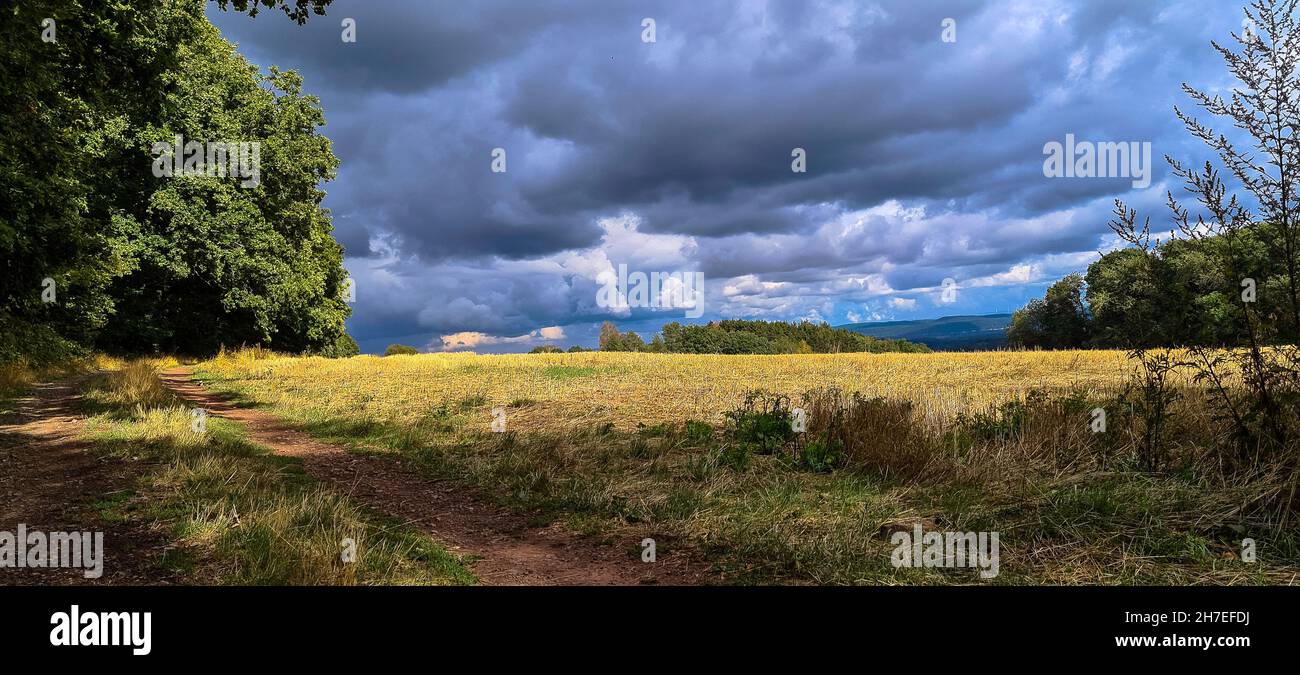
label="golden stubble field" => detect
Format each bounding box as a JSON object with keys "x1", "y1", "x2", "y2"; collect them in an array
[
  {"x1": 201, "y1": 349, "x2": 1144, "y2": 433},
  {"x1": 189, "y1": 348, "x2": 1297, "y2": 585}
]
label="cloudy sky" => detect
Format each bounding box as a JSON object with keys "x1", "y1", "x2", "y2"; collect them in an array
[{"x1": 209, "y1": 0, "x2": 1243, "y2": 354}]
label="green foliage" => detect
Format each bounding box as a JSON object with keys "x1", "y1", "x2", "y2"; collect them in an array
[
  {"x1": 713, "y1": 444, "x2": 752, "y2": 472},
  {"x1": 384, "y1": 344, "x2": 420, "y2": 356},
  {"x1": 1083, "y1": 234, "x2": 1266, "y2": 348},
  {"x1": 1, "y1": 0, "x2": 355, "y2": 360},
  {"x1": 2, "y1": 1, "x2": 199, "y2": 348},
  {"x1": 99, "y1": 39, "x2": 350, "y2": 355},
  {"x1": 684, "y1": 419, "x2": 714, "y2": 444},
  {"x1": 1006, "y1": 274, "x2": 1091, "y2": 349},
  {"x1": 0, "y1": 314, "x2": 86, "y2": 368},
  {"x1": 1013, "y1": 225, "x2": 1289, "y2": 350},
  {"x1": 635, "y1": 421, "x2": 672, "y2": 437},
  {"x1": 319, "y1": 333, "x2": 359, "y2": 358},
  {"x1": 214, "y1": 0, "x2": 334, "y2": 24},
  {"x1": 796, "y1": 438, "x2": 844, "y2": 473},
  {"x1": 725, "y1": 391, "x2": 796, "y2": 454},
  {"x1": 528, "y1": 345, "x2": 563, "y2": 354},
  {"x1": 685, "y1": 441, "x2": 752, "y2": 478},
  {"x1": 955, "y1": 394, "x2": 1039, "y2": 443},
  {"x1": 597, "y1": 320, "x2": 929, "y2": 354},
  {"x1": 661, "y1": 319, "x2": 929, "y2": 354},
  {"x1": 598, "y1": 321, "x2": 648, "y2": 351}
]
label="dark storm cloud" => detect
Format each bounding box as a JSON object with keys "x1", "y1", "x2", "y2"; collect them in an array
[{"x1": 208, "y1": 0, "x2": 1249, "y2": 351}]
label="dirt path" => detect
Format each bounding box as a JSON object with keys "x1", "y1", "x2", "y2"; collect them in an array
[
  {"x1": 0, "y1": 377, "x2": 172, "y2": 585},
  {"x1": 158, "y1": 368, "x2": 709, "y2": 586}
]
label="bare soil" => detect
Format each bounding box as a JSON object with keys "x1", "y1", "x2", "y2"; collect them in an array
[{"x1": 0, "y1": 377, "x2": 174, "y2": 585}]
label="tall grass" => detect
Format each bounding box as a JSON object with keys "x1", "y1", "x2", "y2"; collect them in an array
[
  {"x1": 0, "y1": 314, "x2": 93, "y2": 405},
  {"x1": 81, "y1": 361, "x2": 473, "y2": 585}
]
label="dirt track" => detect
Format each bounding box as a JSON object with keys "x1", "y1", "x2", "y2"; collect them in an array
[
  {"x1": 0, "y1": 377, "x2": 171, "y2": 585},
  {"x1": 158, "y1": 368, "x2": 709, "y2": 586}
]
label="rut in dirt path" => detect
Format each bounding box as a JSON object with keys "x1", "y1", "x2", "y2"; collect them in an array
[
  {"x1": 158, "y1": 368, "x2": 710, "y2": 586},
  {"x1": 0, "y1": 377, "x2": 174, "y2": 585}
]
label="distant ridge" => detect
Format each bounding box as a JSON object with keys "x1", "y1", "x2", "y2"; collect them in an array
[{"x1": 835, "y1": 314, "x2": 1012, "y2": 351}]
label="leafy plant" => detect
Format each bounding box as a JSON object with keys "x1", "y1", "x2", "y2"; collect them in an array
[
  {"x1": 796, "y1": 438, "x2": 843, "y2": 472},
  {"x1": 725, "y1": 391, "x2": 796, "y2": 455},
  {"x1": 684, "y1": 419, "x2": 714, "y2": 444}
]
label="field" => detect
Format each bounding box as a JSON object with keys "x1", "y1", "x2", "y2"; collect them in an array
[
  {"x1": 182, "y1": 348, "x2": 1298, "y2": 585},
  {"x1": 198, "y1": 350, "x2": 1137, "y2": 432}
]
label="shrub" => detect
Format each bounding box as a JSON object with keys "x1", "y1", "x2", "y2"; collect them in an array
[
  {"x1": 795, "y1": 438, "x2": 843, "y2": 472},
  {"x1": 725, "y1": 391, "x2": 796, "y2": 455},
  {"x1": 684, "y1": 419, "x2": 714, "y2": 444},
  {"x1": 802, "y1": 388, "x2": 940, "y2": 482}
]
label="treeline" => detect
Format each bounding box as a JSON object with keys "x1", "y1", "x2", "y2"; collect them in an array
[
  {"x1": 1005, "y1": 0, "x2": 1300, "y2": 484},
  {"x1": 1, "y1": 0, "x2": 351, "y2": 365},
  {"x1": 597, "y1": 320, "x2": 930, "y2": 354},
  {"x1": 1008, "y1": 220, "x2": 1299, "y2": 349}
]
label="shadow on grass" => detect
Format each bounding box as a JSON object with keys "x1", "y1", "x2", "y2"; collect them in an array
[{"x1": 77, "y1": 378, "x2": 476, "y2": 586}]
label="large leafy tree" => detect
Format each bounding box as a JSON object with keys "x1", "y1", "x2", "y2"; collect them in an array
[
  {"x1": 2, "y1": 0, "x2": 352, "y2": 357},
  {"x1": 2, "y1": 1, "x2": 198, "y2": 349},
  {"x1": 98, "y1": 19, "x2": 350, "y2": 354},
  {"x1": 1082, "y1": 229, "x2": 1275, "y2": 348},
  {"x1": 1005, "y1": 274, "x2": 1091, "y2": 349}
]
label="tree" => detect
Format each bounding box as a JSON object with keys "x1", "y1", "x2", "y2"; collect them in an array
[
  {"x1": 1, "y1": 1, "x2": 201, "y2": 348},
  {"x1": 321, "y1": 332, "x2": 359, "y2": 358},
  {"x1": 1, "y1": 0, "x2": 354, "y2": 359},
  {"x1": 655, "y1": 320, "x2": 927, "y2": 354},
  {"x1": 598, "y1": 321, "x2": 621, "y2": 351},
  {"x1": 1006, "y1": 275, "x2": 1091, "y2": 349},
  {"x1": 1112, "y1": 0, "x2": 1300, "y2": 463},
  {"x1": 608, "y1": 331, "x2": 647, "y2": 352},
  {"x1": 597, "y1": 322, "x2": 650, "y2": 351},
  {"x1": 214, "y1": 0, "x2": 333, "y2": 24},
  {"x1": 384, "y1": 344, "x2": 420, "y2": 356},
  {"x1": 1082, "y1": 233, "x2": 1273, "y2": 347},
  {"x1": 95, "y1": 37, "x2": 350, "y2": 355}
]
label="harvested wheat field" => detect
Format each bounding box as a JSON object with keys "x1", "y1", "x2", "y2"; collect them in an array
[
  {"x1": 197, "y1": 349, "x2": 1139, "y2": 432},
  {"x1": 177, "y1": 348, "x2": 1295, "y2": 586}
]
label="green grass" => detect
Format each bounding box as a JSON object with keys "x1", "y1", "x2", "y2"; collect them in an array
[
  {"x1": 542, "y1": 365, "x2": 599, "y2": 380},
  {"x1": 78, "y1": 363, "x2": 475, "y2": 586}
]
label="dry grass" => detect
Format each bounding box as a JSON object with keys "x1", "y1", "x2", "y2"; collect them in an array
[
  {"x1": 188, "y1": 348, "x2": 1298, "y2": 585},
  {"x1": 79, "y1": 360, "x2": 474, "y2": 586},
  {"x1": 202, "y1": 349, "x2": 1145, "y2": 433},
  {"x1": 1, "y1": 354, "x2": 117, "y2": 407}
]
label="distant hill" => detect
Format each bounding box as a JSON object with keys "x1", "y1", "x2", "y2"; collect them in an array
[{"x1": 836, "y1": 314, "x2": 1012, "y2": 351}]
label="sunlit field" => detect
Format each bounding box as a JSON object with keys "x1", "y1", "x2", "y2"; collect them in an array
[
  {"x1": 184, "y1": 348, "x2": 1294, "y2": 585},
  {"x1": 200, "y1": 349, "x2": 1137, "y2": 433}
]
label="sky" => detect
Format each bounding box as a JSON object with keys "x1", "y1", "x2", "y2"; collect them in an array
[{"x1": 208, "y1": 0, "x2": 1245, "y2": 354}]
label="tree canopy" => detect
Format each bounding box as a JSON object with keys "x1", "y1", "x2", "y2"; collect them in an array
[
  {"x1": 1, "y1": 0, "x2": 353, "y2": 360},
  {"x1": 597, "y1": 320, "x2": 929, "y2": 354},
  {"x1": 1008, "y1": 224, "x2": 1287, "y2": 350}
]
